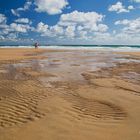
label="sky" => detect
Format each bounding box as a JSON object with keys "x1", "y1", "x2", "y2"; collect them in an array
[{"x1": 0, "y1": 0, "x2": 140, "y2": 45}]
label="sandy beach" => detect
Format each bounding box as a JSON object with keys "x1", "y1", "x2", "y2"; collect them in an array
[{"x1": 0, "y1": 48, "x2": 140, "y2": 140}]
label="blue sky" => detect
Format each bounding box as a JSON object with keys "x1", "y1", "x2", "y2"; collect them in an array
[{"x1": 0, "y1": 0, "x2": 140, "y2": 45}]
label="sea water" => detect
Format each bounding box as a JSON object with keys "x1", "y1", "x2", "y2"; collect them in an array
[{"x1": 0, "y1": 45, "x2": 140, "y2": 52}]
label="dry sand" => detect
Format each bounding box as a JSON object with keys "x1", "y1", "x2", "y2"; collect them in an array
[{"x1": 0, "y1": 49, "x2": 140, "y2": 140}]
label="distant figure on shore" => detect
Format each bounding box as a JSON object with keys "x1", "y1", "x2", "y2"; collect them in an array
[{"x1": 34, "y1": 42, "x2": 39, "y2": 49}]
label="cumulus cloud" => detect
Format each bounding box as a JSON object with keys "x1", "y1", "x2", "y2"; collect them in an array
[
  {"x1": 58, "y1": 11, "x2": 104, "y2": 30},
  {"x1": 65, "y1": 26, "x2": 75, "y2": 37},
  {"x1": 110, "y1": 17, "x2": 140, "y2": 44},
  {"x1": 0, "y1": 14, "x2": 7, "y2": 24},
  {"x1": 11, "y1": 9, "x2": 20, "y2": 17},
  {"x1": 108, "y1": 2, "x2": 134, "y2": 13},
  {"x1": 0, "y1": 35, "x2": 5, "y2": 40},
  {"x1": 15, "y1": 18, "x2": 32, "y2": 24},
  {"x1": 50, "y1": 25, "x2": 64, "y2": 35},
  {"x1": 11, "y1": 1, "x2": 32, "y2": 17},
  {"x1": 0, "y1": 13, "x2": 33, "y2": 41},
  {"x1": 131, "y1": 0, "x2": 140, "y2": 2},
  {"x1": 0, "y1": 14, "x2": 9, "y2": 35},
  {"x1": 7, "y1": 33, "x2": 18, "y2": 40},
  {"x1": 36, "y1": 11, "x2": 108, "y2": 39},
  {"x1": 115, "y1": 19, "x2": 130, "y2": 25},
  {"x1": 115, "y1": 18, "x2": 140, "y2": 34},
  {"x1": 36, "y1": 22, "x2": 49, "y2": 33},
  {"x1": 34, "y1": 0, "x2": 68, "y2": 15},
  {"x1": 17, "y1": 1, "x2": 32, "y2": 11},
  {"x1": 36, "y1": 22, "x2": 64, "y2": 37},
  {"x1": 128, "y1": 5, "x2": 134, "y2": 10},
  {"x1": 117, "y1": 18, "x2": 140, "y2": 32},
  {"x1": 117, "y1": 18, "x2": 140, "y2": 34},
  {"x1": 58, "y1": 11, "x2": 108, "y2": 37},
  {"x1": 9, "y1": 23, "x2": 32, "y2": 33}
]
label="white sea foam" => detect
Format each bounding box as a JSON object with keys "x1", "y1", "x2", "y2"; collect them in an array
[{"x1": 0, "y1": 45, "x2": 140, "y2": 52}]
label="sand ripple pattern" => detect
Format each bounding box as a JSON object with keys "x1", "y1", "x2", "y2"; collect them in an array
[
  {"x1": 0, "y1": 80, "x2": 46, "y2": 128},
  {"x1": 61, "y1": 92, "x2": 127, "y2": 122}
]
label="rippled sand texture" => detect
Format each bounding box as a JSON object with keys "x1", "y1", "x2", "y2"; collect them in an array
[{"x1": 0, "y1": 49, "x2": 140, "y2": 140}]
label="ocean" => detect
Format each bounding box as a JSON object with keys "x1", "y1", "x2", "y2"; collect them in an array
[{"x1": 0, "y1": 45, "x2": 140, "y2": 52}]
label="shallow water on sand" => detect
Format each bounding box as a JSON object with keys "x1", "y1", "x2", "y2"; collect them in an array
[{"x1": 2, "y1": 50, "x2": 140, "y2": 84}]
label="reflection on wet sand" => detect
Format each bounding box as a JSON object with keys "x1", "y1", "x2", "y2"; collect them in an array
[{"x1": 5, "y1": 51, "x2": 139, "y2": 83}]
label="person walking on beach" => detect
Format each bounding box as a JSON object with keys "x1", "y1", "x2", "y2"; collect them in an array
[{"x1": 34, "y1": 42, "x2": 39, "y2": 49}]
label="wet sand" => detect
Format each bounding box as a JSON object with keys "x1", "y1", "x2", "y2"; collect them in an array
[
  {"x1": 118, "y1": 52, "x2": 140, "y2": 57},
  {"x1": 0, "y1": 49, "x2": 140, "y2": 140}
]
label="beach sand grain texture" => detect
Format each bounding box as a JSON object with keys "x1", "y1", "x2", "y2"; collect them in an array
[{"x1": 0, "y1": 49, "x2": 140, "y2": 140}]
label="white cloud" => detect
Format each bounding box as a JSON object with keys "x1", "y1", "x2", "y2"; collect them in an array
[
  {"x1": 0, "y1": 35, "x2": 5, "y2": 40},
  {"x1": 115, "y1": 19, "x2": 130, "y2": 25},
  {"x1": 115, "y1": 18, "x2": 140, "y2": 34},
  {"x1": 9, "y1": 23, "x2": 33, "y2": 33},
  {"x1": 7, "y1": 33, "x2": 18, "y2": 40},
  {"x1": 113, "y1": 30, "x2": 116, "y2": 34},
  {"x1": 131, "y1": 0, "x2": 140, "y2": 3},
  {"x1": 36, "y1": 11, "x2": 108, "y2": 39},
  {"x1": 50, "y1": 25, "x2": 64, "y2": 35},
  {"x1": 128, "y1": 5, "x2": 134, "y2": 10},
  {"x1": 15, "y1": 18, "x2": 31, "y2": 24},
  {"x1": 59, "y1": 11, "x2": 103, "y2": 23},
  {"x1": 108, "y1": 2, "x2": 134, "y2": 13},
  {"x1": 0, "y1": 24, "x2": 9, "y2": 29},
  {"x1": 58, "y1": 11, "x2": 108, "y2": 33},
  {"x1": 93, "y1": 32, "x2": 112, "y2": 42},
  {"x1": 0, "y1": 12, "x2": 33, "y2": 41},
  {"x1": 122, "y1": 18, "x2": 140, "y2": 34},
  {"x1": 0, "y1": 13, "x2": 34, "y2": 41},
  {"x1": 0, "y1": 14, "x2": 26, "y2": 40},
  {"x1": 111, "y1": 17, "x2": 140, "y2": 44},
  {"x1": 11, "y1": 1, "x2": 32, "y2": 17},
  {"x1": 36, "y1": 22, "x2": 64, "y2": 37},
  {"x1": 65, "y1": 26, "x2": 75, "y2": 37},
  {"x1": 17, "y1": 1, "x2": 32, "y2": 11},
  {"x1": 98, "y1": 24, "x2": 108, "y2": 32},
  {"x1": 0, "y1": 13, "x2": 9, "y2": 35},
  {"x1": 34, "y1": 0, "x2": 68, "y2": 15},
  {"x1": 11, "y1": 9, "x2": 20, "y2": 17},
  {"x1": 0, "y1": 14, "x2": 7, "y2": 24},
  {"x1": 36, "y1": 22, "x2": 49, "y2": 33}
]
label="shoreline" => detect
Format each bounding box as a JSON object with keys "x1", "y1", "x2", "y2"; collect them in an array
[{"x1": 0, "y1": 48, "x2": 139, "y2": 61}]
